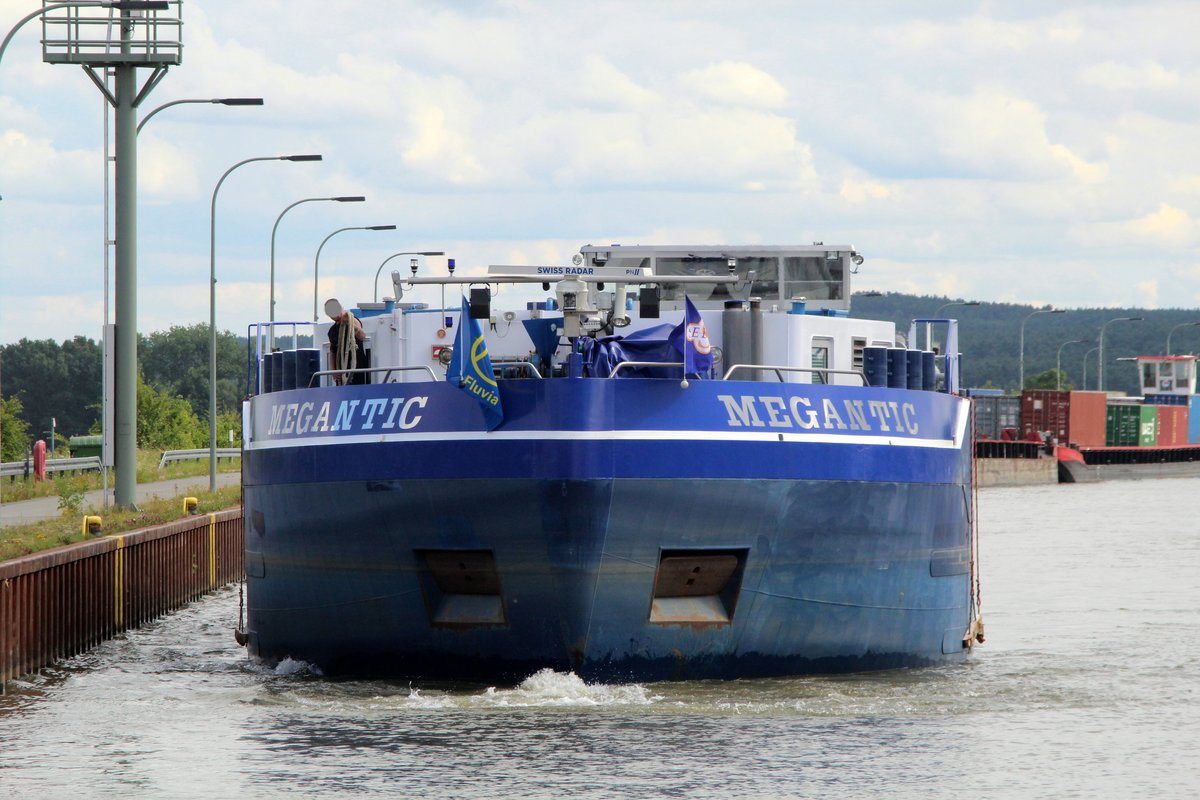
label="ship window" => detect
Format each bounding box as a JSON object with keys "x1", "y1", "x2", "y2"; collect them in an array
[
  {"x1": 647, "y1": 256, "x2": 779, "y2": 302},
  {"x1": 1142, "y1": 364, "x2": 1156, "y2": 389},
  {"x1": 781, "y1": 255, "x2": 843, "y2": 301},
  {"x1": 811, "y1": 337, "x2": 833, "y2": 384}
]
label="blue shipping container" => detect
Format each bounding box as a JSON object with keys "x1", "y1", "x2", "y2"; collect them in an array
[{"x1": 1145, "y1": 393, "x2": 1189, "y2": 406}]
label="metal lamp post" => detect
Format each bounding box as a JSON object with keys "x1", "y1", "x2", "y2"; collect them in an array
[
  {"x1": 312, "y1": 225, "x2": 397, "y2": 321},
  {"x1": 374, "y1": 251, "x2": 444, "y2": 301},
  {"x1": 1056, "y1": 339, "x2": 1090, "y2": 391},
  {"x1": 934, "y1": 300, "x2": 980, "y2": 317},
  {"x1": 1166, "y1": 321, "x2": 1200, "y2": 355},
  {"x1": 269, "y1": 196, "x2": 366, "y2": 347},
  {"x1": 1082, "y1": 347, "x2": 1099, "y2": 390},
  {"x1": 931, "y1": 300, "x2": 979, "y2": 352},
  {"x1": 209, "y1": 154, "x2": 323, "y2": 491},
  {"x1": 1098, "y1": 316, "x2": 1143, "y2": 392},
  {"x1": 1019, "y1": 308, "x2": 1067, "y2": 391},
  {"x1": 137, "y1": 97, "x2": 263, "y2": 133},
  {"x1": 94, "y1": 93, "x2": 260, "y2": 507}
]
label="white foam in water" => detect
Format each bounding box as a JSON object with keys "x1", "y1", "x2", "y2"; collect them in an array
[
  {"x1": 272, "y1": 657, "x2": 320, "y2": 677},
  {"x1": 401, "y1": 685, "x2": 456, "y2": 709},
  {"x1": 469, "y1": 668, "x2": 662, "y2": 708}
]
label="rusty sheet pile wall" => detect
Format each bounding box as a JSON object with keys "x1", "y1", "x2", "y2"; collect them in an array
[{"x1": 1, "y1": 509, "x2": 243, "y2": 688}]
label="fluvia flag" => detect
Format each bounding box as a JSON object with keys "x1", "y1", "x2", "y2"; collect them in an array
[
  {"x1": 446, "y1": 297, "x2": 504, "y2": 430},
  {"x1": 669, "y1": 295, "x2": 714, "y2": 376}
]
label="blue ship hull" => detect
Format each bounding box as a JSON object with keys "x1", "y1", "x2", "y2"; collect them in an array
[{"x1": 243, "y1": 378, "x2": 975, "y2": 683}]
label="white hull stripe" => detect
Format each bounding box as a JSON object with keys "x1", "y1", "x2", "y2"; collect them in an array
[{"x1": 247, "y1": 424, "x2": 966, "y2": 452}]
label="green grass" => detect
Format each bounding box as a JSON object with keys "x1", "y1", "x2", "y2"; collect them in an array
[
  {"x1": 0, "y1": 485, "x2": 242, "y2": 562},
  {"x1": 0, "y1": 449, "x2": 240, "y2": 504}
]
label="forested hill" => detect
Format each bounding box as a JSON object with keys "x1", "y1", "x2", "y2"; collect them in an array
[{"x1": 851, "y1": 292, "x2": 1200, "y2": 395}]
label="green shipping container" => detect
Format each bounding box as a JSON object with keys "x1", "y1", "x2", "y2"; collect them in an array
[
  {"x1": 1138, "y1": 405, "x2": 1158, "y2": 447},
  {"x1": 69, "y1": 434, "x2": 103, "y2": 458},
  {"x1": 1105, "y1": 404, "x2": 1140, "y2": 446}
]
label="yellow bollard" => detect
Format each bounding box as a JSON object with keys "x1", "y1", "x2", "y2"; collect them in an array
[
  {"x1": 82, "y1": 515, "x2": 103, "y2": 536},
  {"x1": 183, "y1": 496, "x2": 199, "y2": 515}
]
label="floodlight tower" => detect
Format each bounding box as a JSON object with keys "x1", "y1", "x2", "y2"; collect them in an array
[{"x1": 41, "y1": 1, "x2": 182, "y2": 507}]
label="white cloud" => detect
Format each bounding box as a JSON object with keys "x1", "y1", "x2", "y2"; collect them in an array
[
  {"x1": 1135, "y1": 279, "x2": 1159, "y2": 308},
  {"x1": 1079, "y1": 61, "x2": 1181, "y2": 91},
  {"x1": 1071, "y1": 203, "x2": 1196, "y2": 248},
  {"x1": 401, "y1": 105, "x2": 489, "y2": 185},
  {"x1": 680, "y1": 62, "x2": 788, "y2": 109},
  {"x1": 874, "y1": 14, "x2": 1039, "y2": 53},
  {"x1": 0, "y1": 130, "x2": 96, "y2": 198},
  {"x1": 577, "y1": 56, "x2": 659, "y2": 109},
  {"x1": 840, "y1": 178, "x2": 892, "y2": 203},
  {"x1": 928, "y1": 87, "x2": 1107, "y2": 180},
  {"x1": 1128, "y1": 203, "x2": 1195, "y2": 244},
  {"x1": 138, "y1": 137, "x2": 202, "y2": 201}
]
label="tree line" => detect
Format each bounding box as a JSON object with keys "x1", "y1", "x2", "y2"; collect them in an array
[{"x1": 1, "y1": 324, "x2": 246, "y2": 461}]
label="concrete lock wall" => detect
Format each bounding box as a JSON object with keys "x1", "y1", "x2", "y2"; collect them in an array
[{"x1": 976, "y1": 457, "x2": 1057, "y2": 487}]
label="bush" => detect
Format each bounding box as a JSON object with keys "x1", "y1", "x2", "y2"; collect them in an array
[
  {"x1": 55, "y1": 475, "x2": 88, "y2": 516},
  {"x1": 1, "y1": 396, "x2": 31, "y2": 461}
]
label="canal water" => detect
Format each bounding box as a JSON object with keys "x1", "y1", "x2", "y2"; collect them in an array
[{"x1": 2, "y1": 478, "x2": 1197, "y2": 799}]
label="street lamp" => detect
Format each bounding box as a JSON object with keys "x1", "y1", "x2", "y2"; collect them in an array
[
  {"x1": 930, "y1": 300, "x2": 979, "y2": 352},
  {"x1": 1166, "y1": 321, "x2": 1200, "y2": 355},
  {"x1": 1082, "y1": 347, "x2": 1099, "y2": 391},
  {"x1": 137, "y1": 97, "x2": 263, "y2": 133},
  {"x1": 313, "y1": 225, "x2": 397, "y2": 321},
  {"x1": 1019, "y1": 308, "x2": 1067, "y2": 391},
  {"x1": 934, "y1": 300, "x2": 980, "y2": 317},
  {"x1": 210, "y1": 153, "x2": 323, "y2": 491},
  {"x1": 269, "y1": 196, "x2": 366, "y2": 347},
  {"x1": 1098, "y1": 316, "x2": 1143, "y2": 392},
  {"x1": 374, "y1": 251, "x2": 444, "y2": 301},
  {"x1": 1056, "y1": 339, "x2": 1090, "y2": 391},
  {"x1": 90, "y1": 94, "x2": 262, "y2": 506}
]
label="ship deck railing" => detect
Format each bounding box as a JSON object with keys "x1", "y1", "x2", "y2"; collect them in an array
[
  {"x1": 288, "y1": 362, "x2": 872, "y2": 388},
  {"x1": 722, "y1": 364, "x2": 869, "y2": 385},
  {"x1": 308, "y1": 365, "x2": 441, "y2": 387}
]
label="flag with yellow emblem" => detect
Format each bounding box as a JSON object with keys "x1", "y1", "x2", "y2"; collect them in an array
[{"x1": 447, "y1": 296, "x2": 503, "y2": 430}]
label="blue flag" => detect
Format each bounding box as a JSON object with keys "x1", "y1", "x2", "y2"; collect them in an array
[
  {"x1": 669, "y1": 295, "x2": 714, "y2": 376},
  {"x1": 447, "y1": 297, "x2": 503, "y2": 430}
]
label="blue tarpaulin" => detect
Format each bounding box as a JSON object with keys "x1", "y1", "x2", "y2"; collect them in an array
[{"x1": 580, "y1": 324, "x2": 690, "y2": 378}]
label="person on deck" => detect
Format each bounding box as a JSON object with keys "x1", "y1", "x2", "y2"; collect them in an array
[{"x1": 325, "y1": 298, "x2": 369, "y2": 385}]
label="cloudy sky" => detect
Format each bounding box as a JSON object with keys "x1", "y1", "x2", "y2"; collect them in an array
[{"x1": 1, "y1": 1, "x2": 1198, "y2": 344}]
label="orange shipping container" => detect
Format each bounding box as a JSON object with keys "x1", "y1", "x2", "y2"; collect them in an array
[
  {"x1": 1156, "y1": 405, "x2": 1189, "y2": 447},
  {"x1": 1067, "y1": 391, "x2": 1108, "y2": 447}
]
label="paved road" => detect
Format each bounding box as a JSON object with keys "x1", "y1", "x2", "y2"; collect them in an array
[{"x1": 0, "y1": 472, "x2": 242, "y2": 528}]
